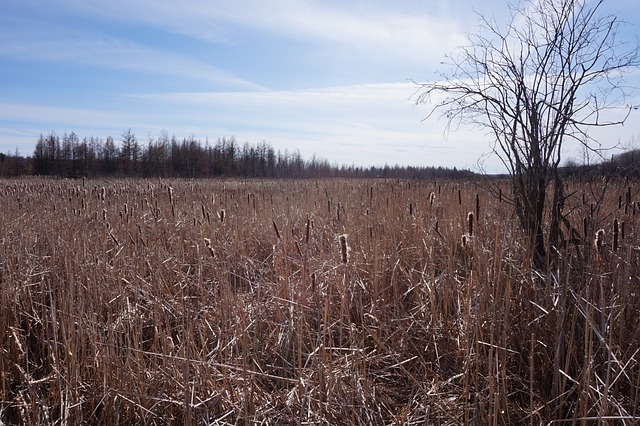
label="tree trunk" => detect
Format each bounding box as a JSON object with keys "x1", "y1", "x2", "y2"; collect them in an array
[
  {"x1": 533, "y1": 178, "x2": 547, "y2": 270},
  {"x1": 514, "y1": 175, "x2": 547, "y2": 270},
  {"x1": 548, "y1": 172, "x2": 565, "y2": 265}
]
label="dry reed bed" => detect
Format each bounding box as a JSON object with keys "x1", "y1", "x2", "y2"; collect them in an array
[{"x1": 0, "y1": 177, "x2": 639, "y2": 424}]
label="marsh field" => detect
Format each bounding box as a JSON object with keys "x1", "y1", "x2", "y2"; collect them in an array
[{"x1": 1, "y1": 177, "x2": 639, "y2": 424}]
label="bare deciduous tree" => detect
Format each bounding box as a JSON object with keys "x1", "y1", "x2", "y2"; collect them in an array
[{"x1": 416, "y1": 0, "x2": 639, "y2": 268}]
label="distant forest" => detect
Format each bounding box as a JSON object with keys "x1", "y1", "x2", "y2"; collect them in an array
[
  {"x1": 0, "y1": 130, "x2": 476, "y2": 179},
  {"x1": 1, "y1": 130, "x2": 638, "y2": 179}
]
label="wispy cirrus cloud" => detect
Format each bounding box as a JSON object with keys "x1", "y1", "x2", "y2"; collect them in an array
[
  {"x1": 35, "y1": 0, "x2": 470, "y2": 74},
  {"x1": 0, "y1": 17, "x2": 264, "y2": 90}
]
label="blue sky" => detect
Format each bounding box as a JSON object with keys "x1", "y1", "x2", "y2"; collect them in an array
[{"x1": 1, "y1": 0, "x2": 640, "y2": 171}]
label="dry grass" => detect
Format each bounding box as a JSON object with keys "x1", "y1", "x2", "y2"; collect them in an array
[{"x1": 0, "y1": 177, "x2": 639, "y2": 425}]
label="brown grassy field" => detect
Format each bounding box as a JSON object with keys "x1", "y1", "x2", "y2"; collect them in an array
[{"x1": 1, "y1": 177, "x2": 639, "y2": 424}]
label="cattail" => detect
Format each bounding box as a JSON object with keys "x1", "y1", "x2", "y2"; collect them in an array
[
  {"x1": 458, "y1": 189, "x2": 462, "y2": 205},
  {"x1": 461, "y1": 234, "x2": 468, "y2": 247},
  {"x1": 467, "y1": 212, "x2": 474, "y2": 237},
  {"x1": 219, "y1": 209, "x2": 225, "y2": 223},
  {"x1": 272, "y1": 220, "x2": 281, "y2": 240},
  {"x1": 429, "y1": 192, "x2": 435, "y2": 205},
  {"x1": 339, "y1": 234, "x2": 349, "y2": 264},
  {"x1": 102, "y1": 208, "x2": 107, "y2": 221},
  {"x1": 168, "y1": 186, "x2": 174, "y2": 204},
  {"x1": 613, "y1": 219, "x2": 619, "y2": 252},
  {"x1": 204, "y1": 238, "x2": 215, "y2": 258},
  {"x1": 595, "y1": 229, "x2": 605, "y2": 253},
  {"x1": 475, "y1": 193, "x2": 480, "y2": 219},
  {"x1": 409, "y1": 202, "x2": 413, "y2": 216}
]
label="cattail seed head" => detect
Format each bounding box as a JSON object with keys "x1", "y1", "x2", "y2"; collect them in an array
[
  {"x1": 595, "y1": 229, "x2": 605, "y2": 253},
  {"x1": 272, "y1": 220, "x2": 281, "y2": 240},
  {"x1": 467, "y1": 212, "x2": 474, "y2": 237},
  {"x1": 219, "y1": 209, "x2": 225, "y2": 223},
  {"x1": 204, "y1": 238, "x2": 215, "y2": 258},
  {"x1": 339, "y1": 234, "x2": 349, "y2": 264}
]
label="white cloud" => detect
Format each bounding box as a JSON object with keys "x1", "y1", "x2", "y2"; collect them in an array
[
  {"x1": 43, "y1": 0, "x2": 469, "y2": 72},
  {"x1": 0, "y1": 18, "x2": 264, "y2": 90}
]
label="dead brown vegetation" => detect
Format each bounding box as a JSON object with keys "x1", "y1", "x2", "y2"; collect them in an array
[{"x1": 1, "y1": 177, "x2": 639, "y2": 424}]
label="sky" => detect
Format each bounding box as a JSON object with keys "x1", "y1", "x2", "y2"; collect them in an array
[{"x1": 1, "y1": 0, "x2": 640, "y2": 172}]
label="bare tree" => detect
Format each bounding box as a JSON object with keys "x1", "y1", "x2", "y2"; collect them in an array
[{"x1": 416, "y1": 0, "x2": 639, "y2": 268}]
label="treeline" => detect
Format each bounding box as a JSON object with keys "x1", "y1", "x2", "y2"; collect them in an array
[
  {"x1": 561, "y1": 149, "x2": 640, "y2": 180},
  {"x1": 0, "y1": 130, "x2": 476, "y2": 179}
]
